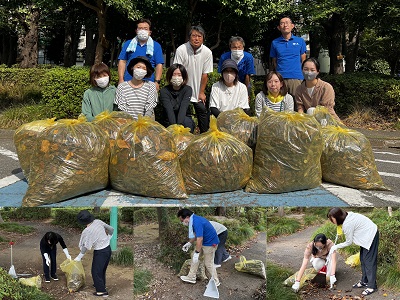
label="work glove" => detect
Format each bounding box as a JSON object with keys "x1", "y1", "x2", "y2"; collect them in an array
[
  {"x1": 330, "y1": 275, "x2": 337, "y2": 288},
  {"x1": 63, "y1": 248, "x2": 71, "y2": 260},
  {"x1": 329, "y1": 245, "x2": 338, "y2": 255},
  {"x1": 192, "y1": 251, "x2": 200, "y2": 264},
  {"x1": 43, "y1": 253, "x2": 50, "y2": 266},
  {"x1": 182, "y1": 242, "x2": 192, "y2": 252},
  {"x1": 291, "y1": 281, "x2": 300, "y2": 292},
  {"x1": 74, "y1": 252, "x2": 85, "y2": 262}
]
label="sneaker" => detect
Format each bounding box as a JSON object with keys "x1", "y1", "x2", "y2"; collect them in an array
[
  {"x1": 44, "y1": 276, "x2": 50, "y2": 283},
  {"x1": 214, "y1": 264, "x2": 221, "y2": 268},
  {"x1": 222, "y1": 255, "x2": 232, "y2": 263},
  {"x1": 50, "y1": 274, "x2": 59, "y2": 281},
  {"x1": 180, "y1": 275, "x2": 196, "y2": 284},
  {"x1": 93, "y1": 291, "x2": 109, "y2": 297}
]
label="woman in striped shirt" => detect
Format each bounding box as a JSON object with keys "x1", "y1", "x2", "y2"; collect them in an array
[
  {"x1": 255, "y1": 71, "x2": 294, "y2": 117},
  {"x1": 114, "y1": 56, "x2": 158, "y2": 120}
]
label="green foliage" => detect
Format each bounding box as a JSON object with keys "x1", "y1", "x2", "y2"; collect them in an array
[
  {"x1": 133, "y1": 268, "x2": 152, "y2": 295},
  {"x1": 267, "y1": 217, "x2": 302, "y2": 240},
  {"x1": 6, "y1": 208, "x2": 52, "y2": 220},
  {"x1": 0, "y1": 222, "x2": 35, "y2": 234},
  {"x1": 110, "y1": 246, "x2": 134, "y2": 266},
  {"x1": 0, "y1": 267, "x2": 53, "y2": 300},
  {"x1": 0, "y1": 104, "x2": 52, "y2": 129},
  {"x1": 0, "y1": 236, "x2": 7, "y2": 242},
  {"x1": 266, "y1": 261, "x2": 300, "y2": 300},
  {"x1": 227, "y1": 224, "x2": 255, "y2": 245},
  {"x1": 133, "y1": 208, "x2": 158, "y2": 225},
  {"x1": 120, "y1": 208, "x2": 134, "y2": 223},
  {"x1": 52, "y1": 208, "x2": 110, "y2": 229}
]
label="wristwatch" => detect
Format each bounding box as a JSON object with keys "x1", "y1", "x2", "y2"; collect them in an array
[{"x1": 155, "y1": 79, "x2": 161, "y2": 83}]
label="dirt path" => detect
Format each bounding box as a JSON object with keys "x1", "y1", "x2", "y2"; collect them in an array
[
  {"x1": 134, "y1": 223, "x2": 266, "y2": 300},
  {"x1": 267, "y1": 225, "x2": 400, "y2": 299},
  {"x1": 0, "y1": 220, "x2": 133, "y2": 300}
]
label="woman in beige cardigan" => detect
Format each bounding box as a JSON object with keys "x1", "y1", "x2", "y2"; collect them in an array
[{"x1": 295, "y1": 57, "x2": 341, "y2": 122}]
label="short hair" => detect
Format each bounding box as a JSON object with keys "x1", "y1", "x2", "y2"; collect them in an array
[
  {"x1": 45, "y1": 232, "x2": 58, "y2": 248},
  {"x1": 229, "y1": 36, "x2": 245, "y2": 48},
  {"x1": 312, "y1": 233, "x2": 327, "y2": 256},
  {"x1": 189, "y1": 25, "x2": 206, "y2": 39},
  {"x1": 89, "y1": 63, "x2": 111, "y2": 86},
  {"x1": 262, "y1": 71, "x2": 287, "y2": 96},
  {"x1": 177, "y1": 208, "x2": 193, "y2": 219},
  {"x1": 302, "y1": 57, "x2": 320, "y2": 72},
  {"x1": 136, "y1": 18, "x2": 151, "y2": 29},
  {"x1": 165, "y1": 64, "x2": 188, "y2": 86},
  {"x1": 327, "y1": 207, "x2": 348, "y2": 225},
  {"x1": 278, "y1": 15, "x2": 294, "y2": 26}
]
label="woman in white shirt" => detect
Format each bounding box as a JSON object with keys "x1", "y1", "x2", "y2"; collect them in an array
[
  {"x1": 209, "y1": 59, "x2": 250, "y2": 118},
  {"x1": 327, "y1": 208, "x2": 379, "y2": 296}
]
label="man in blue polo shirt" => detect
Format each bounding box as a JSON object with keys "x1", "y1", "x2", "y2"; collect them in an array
[
  {"x1": 270, "y1": 16, "x2": 307, "y2": 96},
  {"x1": 178, "y1": 208, "x2": 220, "y2": 287},
  {"x1": 117, "y1": 18, "x2": 164, "y2": 90}
]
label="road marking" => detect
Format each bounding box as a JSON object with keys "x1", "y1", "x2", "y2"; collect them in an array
[
  {"x1": 322, "y1": 183, "x2": 373, "y2": 206},
  {"x1": 0, "y1": 146, "x2": 18, "y2": 161},
  {"x1": 367, "y1": 192, "x2": 400, "y2": 203},
  {"x1": 0, "y1": 172, "x2": 24, "y2": 188},
  {"x1": 374, "y1": 151, "x2": 400, "y2": 156},
  {"x1": 375, "y1": 159, "x2": 400, "y2": 164},
  {"x1": 379, "y1": 171, "x2": 400, "y2": 179}
]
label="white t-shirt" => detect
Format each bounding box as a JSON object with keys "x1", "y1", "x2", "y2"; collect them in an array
[
  {"x1": 209, "y1": 81, "x2": 250, "y2": 112},
  {"x1": 173, "y1": 42, "x2": 213, "y2": 102},
  {"x1": 209, "y1": 221, "x2": 227, "y2": 235}
]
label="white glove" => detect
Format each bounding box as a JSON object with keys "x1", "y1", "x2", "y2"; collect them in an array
[
  {"x1": 292, "y1": 281, "x2": 300, "y2": 292},
  {"x1": 43, "y1": 253, "x2": 50, "y2": 266},
  {"x1": 108, "y1": 234, "x2": 113, "y2": 240},
  {"x1": 329, "y1": 245, "x2": 338, "y2": 255},
  {"x1": 63, "y1": 248, "x2": 71, "y2": 260},
  {"x1": 192, "y1": 251, "x2": 200, "y2": 264},
  {"x1": 330, "y1": 275, "x2": 337, "y2": 288},
  {"x1": 182, "y1": 242, "x2": 192, "y2": 252},
  {"x1": 74, "y1": 252, "x2": 85, "y2": 261}
]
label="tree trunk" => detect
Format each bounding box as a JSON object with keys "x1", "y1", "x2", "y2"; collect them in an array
[
  {"x1": 63, "y1": 11, "x2": 81, "y2": 67},
  {"x1": 308, "y1": 30, "x2": 322, "y2": 59},
  {"x1": 216, "y1": 207, "x2": 226, "y2": 216},
  {"x1": 85, "y1": 27, "x2": 97, "y2": 66},
  {"x1": 17, "y1": 7, "x2": 40, "y2": 68},
  {"x1": 157, "y1": 208, "x2": 170, "y2": 238},
  {"x1": 209, "y1": 21, "x2": 223, "y2": 51},
  {"x1": 323, "y1": 13, "x2": 344, "y2": 75},
  {"x1": 94, "y1": 4, "x2": 108, "y2": 64},
  {"x1": 278, "y1": 207, "x2": 285, "y2": 217},
  {"x1": 344, "y1": 26, "x2": 363, "y2": 73}
]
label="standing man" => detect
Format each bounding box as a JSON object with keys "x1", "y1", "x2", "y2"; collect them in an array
[
  {"x1": 270, "y1": 16, "x2": 307, "y2": 96},
  {"x1": 218, "y1": 36, "x2": 255, "y2": 92},
  {"x1": 173, "y1": 25, "x2": 213, "y2": 133},
  {"x1": 118, "y1": 18, "x2": 164, "y2": 90},
  {"x1": 178, "y1": 208, "x2": 220, "y2": 286}
]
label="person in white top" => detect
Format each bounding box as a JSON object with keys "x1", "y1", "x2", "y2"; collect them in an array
[
  {"x1": 209, "y1": 59, "x2": 250, "y2": 118},
  {"x1": 173, "y1": 25, "x2": 213, "y2": 133},
  {"x1": 327, "y1": 208, "x2": 379, "y2": 296},
  {"x1": 74, "y1": 210, "x2": 114, "y2": 297},
  {"x1": 209, "y1": 221, "x2": 231, "y2": 267}
]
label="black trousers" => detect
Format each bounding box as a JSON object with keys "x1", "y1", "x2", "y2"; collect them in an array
[
  {"x1": 360, "y1": 230, "x2": 379, "y2": 289},
  {"x1": 42, "y1": 247, "x2": 57, "y2": 277},
  {"x1": 193, "y1": 102, "x2": 210, "y2": 133},
  {"x1": 214, "y1": 230, "x2": 230, "y2": 264},
  {"x1": 92, "y1": 245, "x2": 112, "y2": 292}
]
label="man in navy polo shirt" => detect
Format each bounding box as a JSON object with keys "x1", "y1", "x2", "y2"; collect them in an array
[{"x1": 270, "y1": 16, "x2": 307, "y2": 96}]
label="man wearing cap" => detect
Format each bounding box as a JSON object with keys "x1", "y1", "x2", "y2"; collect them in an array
[
  {"x1": 173, "y1": 25, "x2": 213, "y2": 133},
  {"x1": 209, "y1": 59, "x2": 250, "y2": 118},
  {"x1": 117, "y1": 18, "x2": 164, "y2": 90},
  {"x1": 114, "y1": 56, "x2": 158, "y2": 120},
  {"x1": 178, "y1": 208, "x2": 220, "y2": 286},
  {"x1": 75, "y1": 210, "x2": 114, "y2": 297}
]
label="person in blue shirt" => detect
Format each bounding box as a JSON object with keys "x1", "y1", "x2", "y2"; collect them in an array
[
  {"x1": 117, "y1": 18, "x2": 164, "y2": 90},
  {"x1": 270, "y1": 16, "x2": 307, "y2": 96},
  {"x1": 178, "y1": 208, "x2": 220, "y2": 287},
  {"x1": 218, "y1": 36, "x2": 255, "y2": 91}
]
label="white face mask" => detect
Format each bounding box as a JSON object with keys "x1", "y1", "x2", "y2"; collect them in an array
[
  {"x1": 171, "y1": 76, "x2": 183, "y2": 87},
  {"x1": 95, "y1": 76, "x2": 109, "y2": 88},
  {"x1": 223, "y1": 72, "x2": 235, "y2": 84},
  {"x1": 137, "y1": 30, "x2": 149, "y2": 41},
  {"x1": 231, "y1": 50, "x2": 244, "y2": 60},
  {"x1": 133, "y1": 68, "x2": 147, "y2": 80}
]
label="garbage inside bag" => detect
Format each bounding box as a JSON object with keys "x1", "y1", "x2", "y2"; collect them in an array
[
  {"x1": 60, "y1": 259, "x2": 85, "y2": 292},
  {"x1": 345, "y1": 252, "x2": 361, "y2": 267},
  {"x1": 180, "y1": 116, "x2": 253, "y2": 194},
  {"x1": 283, "y1": 268, "x2": 319, "y2": 290},
  {"x1": 234, "y1": 256, "x2": 266, "y2": 279},
  {"x1": 178, "y1": 258, "x2": 208, "y2": 280},
  {"x1": 310, "y1": 105, "x2": 346, "y2": 127},
  {"x1": 166, "y1": 124, "x2": 195, "y2": 158},
  {"x1": 321, "y1": 126, "x2": 390, "y2": 190},
  {"x1": 19, "y1": 275, "x2": 42, "y2": 289}
]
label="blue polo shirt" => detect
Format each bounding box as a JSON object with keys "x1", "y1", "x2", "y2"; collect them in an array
[
  {"x1": 118, "y1": 38, "x2": 164, "y2": 82},
  {"x1": 270, "y1": 35, "x2": 306, "y2": 80},
  {"x1": 218, "y1": 51, "x2": 255, "y2": 85},
  {"x1": 191, "y1": 214, "x2": 219, "y2": 246}
]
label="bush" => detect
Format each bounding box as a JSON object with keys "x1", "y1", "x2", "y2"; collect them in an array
[
  {"x1": 133, "y1": 208, "x2": 158, "y2": 225},
  {"x1": 110, "y1": 246, "x2": 134, "y2": 266},
  {"x1": 52, "y1": 208, "x2": 110, "y2": 229},
  {"x1": 134, "y1": 268, "x2": 152, "y2": 295},
  {"x1": 121, "y1": 208, "x2": 134, "y2": 223},
  {"x1": 0, "y1": 222, "x2": 35, "y2": 234},
  {"x1": 0, "y1": 104, "x2": 52, "y2": 129},
  {"x1": 6, "y1": 208, "x2": 52, "y2": 220}
]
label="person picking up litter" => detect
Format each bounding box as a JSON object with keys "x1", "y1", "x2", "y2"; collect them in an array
[{"x1": 40, "y1": 231, "x2": 71, "y2": 282}]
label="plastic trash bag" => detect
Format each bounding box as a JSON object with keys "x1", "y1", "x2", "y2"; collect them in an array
[
  {"x1": 217, "y1": 108, "x2": 259, "y2": 148},
  {"x1": 14, "y1": 118, "x2": 58, "y2": 182},
  {"x1": 60, "y1": 259, "x2": 85, "y2": 292},
  {"x1": 283, "y1": 268, "x2": 319, "y2": 290},
  {"x1": 321, "y1": 126, "x2": 389, "y2": 190},
  {"x1": 246, "y1": 111, "x2": 323, "y2": 193},
  {"x1": 166, "y1": 124, "x2": 195, "y2": 158},
  {"x1": 309, "y1": 105, "x2": 345, "y2": 127},
  {"x1": 19, "y1": 275, "x2": 42, "y2": 288},
  {"x1": 234, "y1": 256, "x2": 266, "y2": 279},
  {"x1": 178, "y1": 257, "x2": 208, "y2": 280},
  {"x1": 110, "y1": 115, "x2": 187, "y2": 198},
  {"x1": 22, "y1": 116, "x2": 110, "y2": 206},
  {"x1": 345, "y1": 252, "x2": 361, "y2": 267},
  {"x1": 180, "y1": 116, "x2": 253, "y2": 194}
]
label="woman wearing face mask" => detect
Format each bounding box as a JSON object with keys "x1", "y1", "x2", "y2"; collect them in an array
[
  {"x1": 295, "y1": 57, "x2": 341, "y2": 121},
  {"x1": 159, "y1": 64, "x2": 195, "y2": 132},
  {"x1": 210, "y1": 59, "x2": 250, "y2": 118},
  {"x1": 82, "y1": 63, "x2": 116, "y2": 121},
  {"x1": 291, "y1": 233, "x2": 337, "y2": 293},
  {"x1": 255, "y1": 71, "x2": 294, "y2": 117},
  {"x1": 114, "y1": 56, "x2": 158, "y2": 120}
]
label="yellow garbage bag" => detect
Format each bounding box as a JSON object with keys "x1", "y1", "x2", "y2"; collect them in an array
[
  {"x1": 19, "y1": 275, "x2": 42, "y2": 288},
  {"x1": 60, "y1": 259, "x2": 85, "y2": 292},
  {"x1": 311, "y1": 105, "x2": 346, "y2": 127},
  {"x1": 283, "y1": 268, "x2": 318, "y2": 290},
  {"x1": 234, "y1": 256, "x2": 266, "y2": 279},
  {"x1": 345, "y1": 252, "x2": 361, "y2": 267},
  {"x1": 166, "y1": 124, "x2": 195, "y2": 158}
]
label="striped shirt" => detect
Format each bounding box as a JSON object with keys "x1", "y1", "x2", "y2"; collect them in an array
[
  {"x1": 114, "y1": 81, "x2": 158, "y2": 120},
  {"x1": 79, "y1": 219, "x2": 114, "y2": 252},
  {"x1": 255, "y1": 91, "x2": 294, "y2": 117}
]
